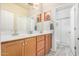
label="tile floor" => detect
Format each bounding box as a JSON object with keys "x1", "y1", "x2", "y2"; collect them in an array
[{"x1": 47, "y1": 45, "x2": 73, "y2": 56}]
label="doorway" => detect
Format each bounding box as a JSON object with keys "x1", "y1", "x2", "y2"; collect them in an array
[{"x1": 54, "y1": 4, "x2": 75, "y2": 55}]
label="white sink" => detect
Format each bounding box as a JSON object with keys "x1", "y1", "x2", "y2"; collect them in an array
[{"x1": 0, "y1": 34, "x2": 13, "y2": 40}]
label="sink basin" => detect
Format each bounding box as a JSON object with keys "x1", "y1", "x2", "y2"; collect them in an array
[{"x1": 0, "y1": 34, "x2": 13, "y2": 40}]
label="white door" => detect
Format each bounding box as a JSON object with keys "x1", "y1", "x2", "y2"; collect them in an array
[
  {"x1": 60, "y1": 19, "x2": 71, "y2": 46},
  {"x1": 55, "y1": 4, "x2": 75, "y2": 55},
  {"x1": 55, "y1": 19, "x2": 71, "y2": 46}
]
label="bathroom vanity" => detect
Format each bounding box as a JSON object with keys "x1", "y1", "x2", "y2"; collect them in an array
[{"x1": 1, "y1": 32, "x2": 52, "y2": 56}]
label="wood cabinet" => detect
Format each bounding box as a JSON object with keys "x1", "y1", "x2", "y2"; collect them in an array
[
  {"x1": 1, "y1": 33, "x2": 52, "y2": 56},
  {"x1": 24, "y1": 37, "x2": 36, "y2": 56},
  {"x1": 49, "y1": 34, "x2": 52, "y2": 49},
  {"x1": 1, "y1": 37, "x2": 36, "y2": 56},
  {"x1": 1, "y1": 40, "x2": 24, "y2": 56},
  {"x1": 45, "y1": 34, "x2": 52, "y2": 55},
  {"x1": 36, "y1": 35, "x2": 45, "y2": 56},
  {"x1": 45, "y1": 34, "x2": 49, "y2": 55},
  {"x1": 37, "y1": 48, "x2": 44, "y2": 56}
]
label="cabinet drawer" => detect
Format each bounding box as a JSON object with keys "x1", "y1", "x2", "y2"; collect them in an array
[{"x1": 37, "y1": 35, "x2": 44, "y2": 42}]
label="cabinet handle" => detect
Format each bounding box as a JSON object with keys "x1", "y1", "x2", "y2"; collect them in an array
[{"x1": 22, "y1": 43, "x2": 25, "y2": 46}]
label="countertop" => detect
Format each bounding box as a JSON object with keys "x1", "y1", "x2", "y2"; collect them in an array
[{"x1": 0, "y1": 31, "x2": 53, "y2": 43}]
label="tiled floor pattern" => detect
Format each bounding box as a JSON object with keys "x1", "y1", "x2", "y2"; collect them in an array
[{"x1": 47, "y1": 45, "x2": 73, "y2": 56}]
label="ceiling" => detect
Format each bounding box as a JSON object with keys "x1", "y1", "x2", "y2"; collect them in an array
[{"x1": 15, "y1": 3, "x2": 33, "y2": 9}]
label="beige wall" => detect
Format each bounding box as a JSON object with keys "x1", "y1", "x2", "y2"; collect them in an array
[
  {"x1": 28, "y1": 3, "x2": 56, "y2": 20},
  {"x1": 0, "y1": 3, "x2": 28, "y2": 16}
]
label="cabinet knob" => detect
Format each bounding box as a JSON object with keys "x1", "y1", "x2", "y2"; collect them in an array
[{"x1": 22, "y1": 43, "x2": 25, "y2": 46}]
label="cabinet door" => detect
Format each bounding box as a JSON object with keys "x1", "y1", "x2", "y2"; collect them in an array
[
  {"x1": 49, "y1": 34, "x2": 52, "y2": 49},
  {"x1": 25, "y1": 37, "x2": 36, "y2": 56},
  {"x1": 37, "y1": 35, "x2": 45, "y2": 56},
  {"x1": 1, "y1": 40, "x2": 24, "y2": 56},
  {"x1": 45, "y1": 34, "x2": 49, "y2": 54},
  {"x1": 45, "y1": 34, "x2": 52, "y2": 55}
]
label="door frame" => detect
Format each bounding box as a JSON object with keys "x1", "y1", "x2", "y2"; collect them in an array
[
  {"x1": 74, "y1": 3, "x2": 79, "y2": 56},
  {"x1": 54, "y1": 3, "x2": 76, "y2": 55}
]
